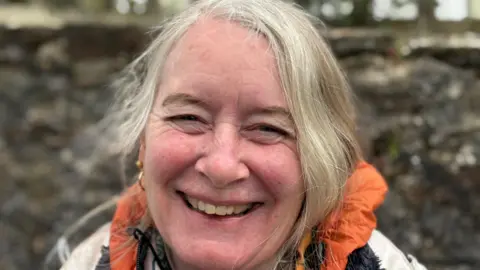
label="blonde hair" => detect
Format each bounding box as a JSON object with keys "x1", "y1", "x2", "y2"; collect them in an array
[{"x1": 100, "y1": 0, "x2": 361, "y2": 268}]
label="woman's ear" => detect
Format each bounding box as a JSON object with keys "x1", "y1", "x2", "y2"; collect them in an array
[{"x1": 138, "y1": 135, "x2": 146, "y2": 163}]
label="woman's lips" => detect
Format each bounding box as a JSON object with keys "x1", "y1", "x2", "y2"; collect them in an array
[{"x1": 178, "y1": 191, "x2": 262, "y2": 217}]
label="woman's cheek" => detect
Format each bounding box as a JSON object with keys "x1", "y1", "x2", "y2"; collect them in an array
[
  {"x1": 145, "y1": 129, "x2": 202, "y2": 179},
  {"x1": 253, "y1": 145, "x2": 303, "y2": 195}
]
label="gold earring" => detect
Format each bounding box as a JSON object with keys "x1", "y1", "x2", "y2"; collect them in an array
[{"x1": 136, "y1": 160, "x2": 145, "y2": 190}]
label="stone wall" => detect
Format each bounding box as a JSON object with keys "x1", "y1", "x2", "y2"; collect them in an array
[{"x1": 1, "y1": 25, "x2": 479, "y2": 270}]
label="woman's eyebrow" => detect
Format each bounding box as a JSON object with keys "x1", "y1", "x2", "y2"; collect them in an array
[
  {"x1": 162, "y1": 93, "x2": 293, "y2": 124},
  {"x1": 253, "y1": 106, "x2": 293, "y2": 122},
  {"x1": 161, "y1": 93, "x2": 208, "y2": 108}
]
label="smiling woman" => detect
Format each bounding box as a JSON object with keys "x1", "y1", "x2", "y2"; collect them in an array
[{"x1": 60, "y1": 0, "x2": 427, "y2": 270}]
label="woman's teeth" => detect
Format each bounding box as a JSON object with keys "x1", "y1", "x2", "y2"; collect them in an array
[{"x1": 186, "y1": 196, "x2": 253, "y2": 216}]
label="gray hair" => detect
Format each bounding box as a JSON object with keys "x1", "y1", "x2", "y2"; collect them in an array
[{"x1": 100, "y1": 0, "x2": 361, "y2": 268}]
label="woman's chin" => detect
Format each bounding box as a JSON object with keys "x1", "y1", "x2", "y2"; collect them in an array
[{"x1": 171, "y1": 241, "x2": 264, "y2": 270}]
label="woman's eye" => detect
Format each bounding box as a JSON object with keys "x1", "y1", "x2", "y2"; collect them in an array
[
  {"x1": 244, "y1": 124, "x2": 291, "y2": 144},
  {"x1": 257, "y1": 125, "x2": 289, "y2": 136},
  {"x1": 164, "y1": 114, "x2": 207, "y2": 134},
  {"x1": 167, "y1": 114, "x2": 202, "y2": 122}
]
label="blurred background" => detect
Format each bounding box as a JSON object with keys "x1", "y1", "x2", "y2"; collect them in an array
[{"x1": 0, "y1": 0, "x2": 479, "y2": 269}]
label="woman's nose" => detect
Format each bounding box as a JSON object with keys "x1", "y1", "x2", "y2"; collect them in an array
[{"x1": 195, "y1": 125, "x2": 250, "y2": 188}]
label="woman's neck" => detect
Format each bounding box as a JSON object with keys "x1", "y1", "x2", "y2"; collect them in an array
[
  {"x1": 165, "y1": 247, "x2": 279, "y2": 270},
  {"x1": 149, "y1": 228, "x2": 281, "y2": 270}
]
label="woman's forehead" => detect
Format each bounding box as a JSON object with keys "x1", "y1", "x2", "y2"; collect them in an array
[
  {"x1": 164, "y1": 17, "x2": 274, "y2": 73},
  {"x1": 158, "y1": 17, "x2": 286, "y2": 108}
]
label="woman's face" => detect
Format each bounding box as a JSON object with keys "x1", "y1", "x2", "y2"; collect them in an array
[{"x1": 142, "y1": 18, "x2": 304, "y2": 270}]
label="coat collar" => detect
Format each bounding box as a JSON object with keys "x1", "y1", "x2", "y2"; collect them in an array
[{"x1": 296, "y1": 162, "x2": 388, "y2": 270}]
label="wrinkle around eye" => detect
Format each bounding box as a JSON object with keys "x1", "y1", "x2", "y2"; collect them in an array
[
  {"x1": 164, "y1": 114, "x2": 210, "y2": 134},
  {"x1": 242, "y1": 126, "x2": 290, "y2": 145}
]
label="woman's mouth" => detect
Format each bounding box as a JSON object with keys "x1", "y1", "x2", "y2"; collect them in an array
[{"x1": 178, "y1": 192, "x2": 262, "y2": 217}]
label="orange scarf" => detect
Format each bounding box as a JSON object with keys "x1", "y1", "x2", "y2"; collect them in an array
[{"x1": 109, "y1": 161, "x2": 388, "y2": 270}]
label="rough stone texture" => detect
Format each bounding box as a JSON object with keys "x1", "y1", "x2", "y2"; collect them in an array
[
  {"x1": 1, "y1": 25, "x2": 479, "y2": 270},
  {"x1": 0, "y1": 25, "x2": 143, "y2": 270},
  {"x1": 343, "y1": 55, "x2": 480, "y2": 269},
  {"x1": 327, "y1": 28, "x2": 395, "y2": 57},
  {"x1": 405, "y1": 33, "x2": 480, "y2": 70}
]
